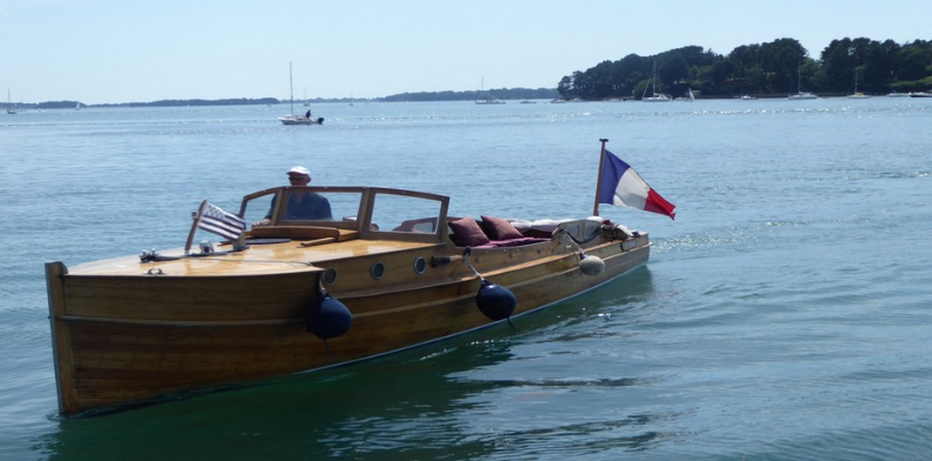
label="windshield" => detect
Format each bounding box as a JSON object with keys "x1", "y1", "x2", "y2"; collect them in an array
[
  {"x1": 240, "y1": 188, "x2": 363, "y2": 228},
  {"x1": 280, "y1": 189, "x2": 362, "y2": 224},
  {"x1": 240, "y1": 187, "x2": 449, "y2": 241},
  {"x1": 369, "y1": 192, "x2": 444, "y2": 234}
]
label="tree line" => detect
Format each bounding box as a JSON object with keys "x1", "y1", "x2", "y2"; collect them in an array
[
  {"x1": 558, "y1": 37, "x2": 932, "y2": 100},
  {"x1": 381, "y1": 87, "x2": 558, "y2": 102},
  {"x1": 6, "y1": 89, "x2": 562, "y2": 109}
]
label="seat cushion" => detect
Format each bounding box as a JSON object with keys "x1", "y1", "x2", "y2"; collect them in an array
[
  {"x1": 449, "y1": 216, "x2": 490, "y2": 246},
  {"x1": 480, "y1": 215, "x2": 524, "y2": 240}
]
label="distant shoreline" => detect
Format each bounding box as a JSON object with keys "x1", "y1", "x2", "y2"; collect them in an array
[
  {"x1": 4, "y1": 87, "x2": 561, "y2": 109},
  {"x1": 3, "y1": 90, "x2": 911, "y2": 110}
]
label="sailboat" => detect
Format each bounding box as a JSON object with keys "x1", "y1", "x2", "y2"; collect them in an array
[
  {"x1": 7, "y1": 89, "x2": 17, "y2": 115},
  {"x1": 642, "y1": 62, "x2": 671, "y2": 102},
  {"x1": 475, "y1": 77, "x2": 505, "y2": 105},
  {"x1": 847, "y1": 68, "x2": 870, "y2": 99},
  {"x1": 679, "y1": 88, "x2": 696, "y2": 102},
  {"x1": 788, "y1": 63, "x2": 817, "y2": 100},
  {"x1": 279, "y1": 62, "x2": 323, "y2": 125}
]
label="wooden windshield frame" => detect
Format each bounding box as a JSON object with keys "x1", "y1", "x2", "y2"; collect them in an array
[{"x1": 239, "y1": 186, "x2": 450, "y2": 243}]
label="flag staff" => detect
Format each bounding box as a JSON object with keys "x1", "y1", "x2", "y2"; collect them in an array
[
  {"x1": 593, "y1": 138, "x2": 609, "y2": 216},
  {"x1": 184, "y1": 199, "x2": 209, "y2": 255}
]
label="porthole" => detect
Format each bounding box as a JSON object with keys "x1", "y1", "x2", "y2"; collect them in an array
[
  {"x1": 322, "y1": 268, "x2": 338, "y2": 286},
  {"x1": 371, "y1": 262, "x2": 385, "y2": 280},
  {"x1": 413, "y1": 257, "x2": 427, "y2": 275}
]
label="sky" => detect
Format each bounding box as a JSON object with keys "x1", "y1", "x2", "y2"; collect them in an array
[{"x1": 1, "y1": 0, "x2": 930, "y2": 105}]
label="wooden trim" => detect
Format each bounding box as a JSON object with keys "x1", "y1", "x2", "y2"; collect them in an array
[
  {"x1": 57, "y1": 315, "x2": 302, "y2": 328},
  {"x1": 249, "y1": 226, "x2": 358, "y2": 241},
  {"x1": 45, "y1": 261, "x2": 75, "y2": 415}
]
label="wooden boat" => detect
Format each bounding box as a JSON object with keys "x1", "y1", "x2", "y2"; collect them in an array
[{"x1": 46, "y1": 147, "x2": 661, "y2": 416}]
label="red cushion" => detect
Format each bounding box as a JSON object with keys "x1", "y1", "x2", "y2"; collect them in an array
[
  {"x1": 481, "y1": 215, "x2": 524, "y2": 240},
  {"x1": 449, "y1": 216, "x2": 490, "y2": 246}
]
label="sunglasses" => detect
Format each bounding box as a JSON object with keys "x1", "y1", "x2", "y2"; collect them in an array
[{"x1": 288, "y1": 176, "x2": 308, "y2": 181}]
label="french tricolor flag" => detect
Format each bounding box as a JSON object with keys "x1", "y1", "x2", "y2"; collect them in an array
[{"x1": 597, "y1": 150, "x2": 676, "y2": 220}]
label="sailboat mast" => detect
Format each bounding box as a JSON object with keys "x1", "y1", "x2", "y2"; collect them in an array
[
  {"x1": 652, "y1": 62, "x2": 657, "y2": 96},
  {"x1": 289, "y1": 61, "x2": 295, "y2": 116},
  {"x1": 797, "y1": 63, "x2": 802, "y2": 94}
]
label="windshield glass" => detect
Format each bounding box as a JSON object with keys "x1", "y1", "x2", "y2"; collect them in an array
[
  {"x1": 370, "y1": 192, "x2": 444, "y2": 234},
  {"x1": 240, "y1": 187, "x2": 447, "y2": 239},
  {"x1": 241, "y1": 193, "x2": 274, "y2": 227},
  {"x1": 280, "y1": 190, "x2": 363, "y2": 224},
  {"x1": 240, "y1": 189, "x2": 363, "y2": 227}
]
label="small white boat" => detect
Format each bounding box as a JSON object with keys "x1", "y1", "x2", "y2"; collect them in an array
[
  {"x1": 280, "y1": 62, "x2": 323, "y2": 125},
  {"x1": 887, "y1": 92, "x2": 911, "y2": 98},
  {"x1": 787, "y1": 92, "x2": 818, "y2": 100},
  {"x1": 641, "y1": 62, "x2": 671, "y2": 102},
  {"x1": 7, "y1": 89, "x2": 17, "y2": 114},
  {"x1": 643, "y1": 94, "x2": 672, "y2": 102},
  {"x1": 279, "y1": 114, "x2": 324, "y2": 125},
  {"x1": 910, "y1": 91, "x2": 932, "y2": 98},
  {"x1": 788, "y1": 63, "x2": 818, "y2": 100},
  {"x1": 475, "y1": 77, "x2": 505, "y2": 104},
  {"x1": 675, "y1": 88, "x2": 695, "y2": 102},
  {"x1": 847, "y1": 69, "x2": 871, "y2": 99}
]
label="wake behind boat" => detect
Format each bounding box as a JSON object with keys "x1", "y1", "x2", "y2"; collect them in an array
[{"x1": 45, "y1": 141, "x2": 674, "y2": 416}]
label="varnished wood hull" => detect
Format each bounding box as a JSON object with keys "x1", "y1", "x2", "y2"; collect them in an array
[{"x1": 48, "y1": 227, "x2": 649, "y2": 416}]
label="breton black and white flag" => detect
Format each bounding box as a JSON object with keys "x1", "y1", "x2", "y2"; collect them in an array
[{"x1": 198, "y1": 202, "x2": 246, "y2": 241}]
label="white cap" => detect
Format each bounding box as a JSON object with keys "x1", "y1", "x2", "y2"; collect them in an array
[{"x1": 287, "y1": 166, "x2": 310, "y2": 176}]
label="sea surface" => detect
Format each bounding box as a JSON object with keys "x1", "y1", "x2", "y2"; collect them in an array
[{"x1": 2, "y1": 97, "x2": 931, "y2": 460}]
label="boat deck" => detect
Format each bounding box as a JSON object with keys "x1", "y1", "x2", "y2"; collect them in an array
[{"x1": 68, "y1": 238, "x2": 445, "y2": 277}]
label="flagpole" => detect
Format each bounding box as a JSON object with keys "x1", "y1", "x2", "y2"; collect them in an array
[
  {"x1": 184, "y1": 199, "x2": 209, "y2": 255},
  {"x1": 593, "y1": 138, "x2": 608, "y2": 216}
]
